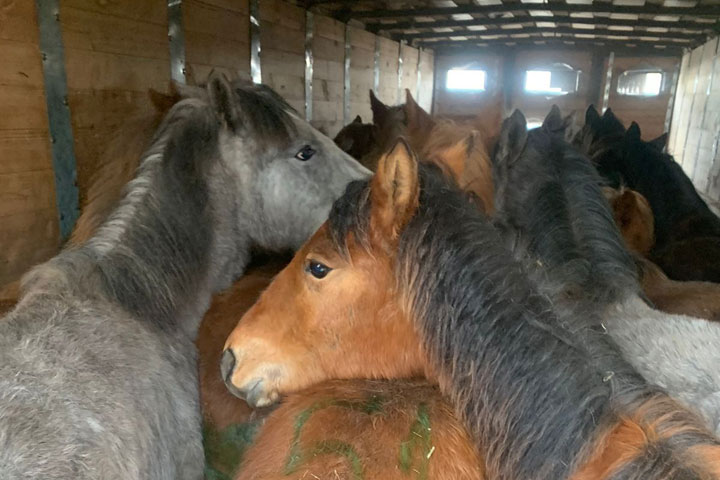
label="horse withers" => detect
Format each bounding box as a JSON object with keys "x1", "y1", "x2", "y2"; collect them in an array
[{"x1": 0, "y1": 73, "x2": 369, "y2": 480}]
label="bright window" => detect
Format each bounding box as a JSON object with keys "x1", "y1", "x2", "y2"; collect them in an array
[
  {"x1": 524, "y1": 64, "x2": 580, "y2": 96},
  {"x1": 446, "y1": 69, "x2": 486, "y2": 91},
  {"x1": 617, "y1": 70, "x2": 663, "y2": 97}
]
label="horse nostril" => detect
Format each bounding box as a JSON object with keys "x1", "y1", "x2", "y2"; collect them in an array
[{"x1": 220, "y1": 349, "x2": 236, "y2": 384}]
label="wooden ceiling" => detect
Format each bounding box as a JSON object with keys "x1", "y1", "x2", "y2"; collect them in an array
[{"x1": 303, "y1": 0, "x2": 720, "y2": 55}]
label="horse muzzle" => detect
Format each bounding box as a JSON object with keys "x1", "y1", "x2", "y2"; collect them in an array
[{"x1": 221, "y1": 349, "x2": 281, "y2": 408}]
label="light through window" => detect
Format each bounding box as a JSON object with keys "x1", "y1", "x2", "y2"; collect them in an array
[
  {"x1": 446, "y1": 69, "x2": 486, "y2": 91},
  {"x1": 524, "y1": 64, "x2": 580, "y2": 96},
  {"x1": 617, "y1": 70, "x2": 663, "y2": 97}
]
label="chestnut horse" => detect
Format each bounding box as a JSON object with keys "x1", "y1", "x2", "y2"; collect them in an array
[
  {"x1": 231, "y1": 130, "x2": 497, "y2": 479},
  {"x1": 223, "y1": 140, "x2": 720, "y2": 478},
  {"x1": 236, "y1": 380, "x2": 481, "y2": 480},
  {"x1": 603, "y1": 187, "x2": 720, "y2": 322},
  {"x1": 602, "y1": 187, "x2": 655, "y2": 256}
]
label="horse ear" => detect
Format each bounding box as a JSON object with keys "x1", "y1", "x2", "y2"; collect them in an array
[
  {"x1": 405, "y1": 89, "x2": 435, "y2": 141},
  {"x1": 562, "y1": 111, "x2": 577, "y2": 142},
  {"x1": 585, "y1": 105, "x2": 601, "y2": 126},
  {"x1": 353, "y1": 115, "x2": 363, "y2": 124},
  {"x1": 542, "y1": 105, "x2": 564, "y2": 133},
  {"x1": 207, "y1": 70, "x2": 240, "y2": 130},
  {"x1": 370, "y1": 138, "x2": 420, "y2": 242},
  {"x1": 494, "y1": 109, "x2": 528, "y2": 165},
  {"x1": 370, "y1": 90, "x2": 389, "y2": 125},
  {"x1": 148, "y1": 88, "x2": 179, "y2": 115},
  {"x1": 648, "y1": 132, "x2": 668, "y2": 151},
  {"x1": 626, "y1": 122, "x2": 642, "y2": 141}
]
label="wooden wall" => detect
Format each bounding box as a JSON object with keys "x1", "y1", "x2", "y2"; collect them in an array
[
  {"x1": 605, "y1": 55, "x2": 679, "y2": 140},
  {"x1": 668, "y1": 37, "x2": 720, "y2": 200},
  {"x1": 0, "y1": 0, "x2": 435, "y2": 295},
  {"x1": 0, "y1": 2, "x2": 58, "y2": 294},
  {"x1": 433, "y1": 49, "x2": 679, "y2": 137}
]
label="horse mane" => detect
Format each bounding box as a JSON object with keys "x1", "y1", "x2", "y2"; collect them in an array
[
  {"x1": 494, "y1": 111, "x2": 639, "y2": 308},
  {"x1": 328, "y1": 163, "x2": 618, "y2": 479}
]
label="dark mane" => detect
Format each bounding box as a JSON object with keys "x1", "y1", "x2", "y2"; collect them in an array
[
  {"x1": 231, "y1": 81, "x2": 298, "y2": 149},
  {"x1": 94, "y1": 100, "x2": 219, "y2": 334},
  {"x1": 329, "y1": 163, "x2": 615, "y2": 479},
  {"x1": 581, "y1": 112, "x2": 720, "y2": 249},
  {"x1": 327, "y1": 158, "x2": 720, "y2": 478}
]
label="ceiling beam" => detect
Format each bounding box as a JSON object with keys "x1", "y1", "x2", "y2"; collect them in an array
[
  {"x1": 344, "y1": 4, "x2": 720, "y2": 20},
  {"x1": 434, "y1": 43, "x2": 684, "y2": 57},
  {"x1": 406, "y1": 26, "x2": 703, "y2": 43},
  {"x1": 367, "y1": 16, "x2": 719, "y2": 35},
  {"x1": 423, "y1": 36, "x2": 690, "y2": 50}
]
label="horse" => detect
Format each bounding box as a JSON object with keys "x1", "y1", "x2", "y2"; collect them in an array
[
  {"x1": 602, "y1": 187, "x2": 655, "y2": 256},
  {"x1": 235, "y1": 379, "x2": 482, "y2": 480},
  {"x1": 0, "y1": 73, "x2": 369, "y2": 480},
  {"x1": 575, "y1": 106, "x2": 720, "y2": 282},
  {"x1": 497, "y1": 106, "x2": 720, "y2": 436},
  {"x1": 404, "y1": 90, "x2": 501, "y2": 214},
  {"x1": 332, "y1": 115, "x2": 378, "y2": 168},
  {"x1": 228, "y1": 130, "x2": 496, "y2": 479},
  {"x1": 222, "y1": 137, "x2": 720, "y2": 478},
  {"x1": 601, "y1": 187, "x2": 720, "y2": 322}
]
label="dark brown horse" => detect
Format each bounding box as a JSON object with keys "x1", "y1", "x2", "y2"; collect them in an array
[{"x1": 223, "y1": 140, "x2": 720, "y2": 479}]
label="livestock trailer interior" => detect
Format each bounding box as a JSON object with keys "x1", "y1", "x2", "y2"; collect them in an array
[{"x1": 1, "y1": 1, "x2": 720, "y2": 479}]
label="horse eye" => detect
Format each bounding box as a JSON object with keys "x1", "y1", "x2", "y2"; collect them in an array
[
  {"x1": 295, "y1": 145, "x2": 316, "y2": 161},
  {"x1": 306, "y1": 260, "x2": 331, "y2": 279}
]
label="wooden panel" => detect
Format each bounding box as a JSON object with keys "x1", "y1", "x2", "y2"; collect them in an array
[
  {"x1": 607, "y1": 55, "x2": 679, "y2": 142},
  {"x1": 60, "y1": 0, "x2": 171, "y2": 208},
  {"x1": 400, "y1": 43, "x2": 419, "y2": 99},
  {"x1": 62, "y1": 0, "x2": 167, "y2": 25},
  {"x1": 0, "y1": 2, "x2": 59, "y2": 291},
  {"x1": 672, "y1": 45, "x2": 704, "y2": 169},
  {"x1": 377, "y1": 37, "x2": 399, "y2": 106},
  {"x1": 418, "y1": 50, "x2": 434, "y2": 112},
  {"x1": 184, "y1": 0, "x2": 250, "y2": 80},
  {"x1": 349, "y1": 26, "x2": 374, "y2": 126},
  {"x1": 0, "y1": 129, "x2": 54, "y2": 175},
  {"x1": 0, "y1": 209, "x2": 59, "y2": 288},
  {"x1": 0, "y1": 170, "x2": 56, "y2": 219}
]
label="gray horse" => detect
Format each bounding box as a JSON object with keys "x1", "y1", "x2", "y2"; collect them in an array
[
  {"x1": 0, "y1": 73, "x2": 369, "y2": 479},
  {"x1": 494, "y1": 107, "x2": 720, "y2": 437}
]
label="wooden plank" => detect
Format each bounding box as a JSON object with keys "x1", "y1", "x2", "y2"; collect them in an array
[
  {"x1": 185, "y1": 31, "x2": 249, "y2": 74},
  {"x1": 64, "y1": 49, "x2": 170, "y2": 92},
  {"x1": 184, "y1": 0, "x2": 249, "y2": 43},
  {"x1": 0, "y1": 170, "x2": 56, "y2": 219},
  {"x1": 0, "y1": 208, "x2": 59, "y2": 288},
  {"x1": 261, "y1": 23, "x2": 305, "y2": 55},
  {"x1": 0, "y1": 39, "x2": 45, "y2": 88},
  {"x1": 62, "y1": 0, "x2": 167, "y2": 26},
  {"x1": 315, "y1": 15, "x2": 344, "y2": 42},
  {"x1": 191, "y1": 0, "x2": 248, "y2": 14},
  {"x1": 61, "y1": 6, "x2": 168, "y2": 60},
  {"x1": 314, "y1": 36, "x2": 344, "y2": 62},
  {"x1": 0, "y1": 129, "x2": 53, "y2": 175},
  {"x1": 0, "y1": 1, "x2": 40, "y2": 44},
  {"x1": 0, "y1": 86, "x2": 51, "y2": 131}
]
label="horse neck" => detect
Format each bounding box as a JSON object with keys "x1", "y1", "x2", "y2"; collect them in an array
[
  {"x1": 81, "y1": 113, "x2": 250, "y2": 338},
  {"x1": 398, "y1": 169, "x2": 615, "y2": 479}
]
